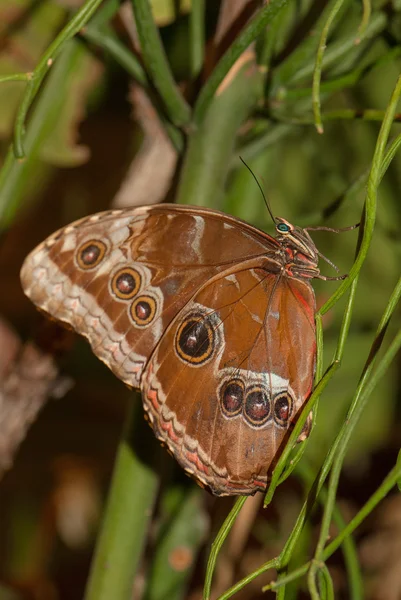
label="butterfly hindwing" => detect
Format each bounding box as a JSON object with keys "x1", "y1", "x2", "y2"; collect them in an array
[{"x1": 142, "y1": 266, "x2": 316, "y2": 495}]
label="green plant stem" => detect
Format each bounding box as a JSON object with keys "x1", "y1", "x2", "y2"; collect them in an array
[
  {"x1": 301, "y1": 133, "x2": 401, "y2": 226},
  {"x1": 274, "y1": 280, "x2": 358, "y2": 563},
  {"x1": 0, "y1": 41, "x2": 86, "y2": 229},
  {"x1": 145, "y1": 488, "x2": 207, "y2": 600},
  {"x1": 84, "y1": 396, "x2": 160, "y2": 600},
  {"x1": 203, "y1": 497, "x2": 247, "y2": 599},
  {"x1": 312, "y1": 0, "x2": 345, "y2": 134},
  {"x1": 320, "y1": 73, "x2": 401, "y2": 315},
  {"x1": 13, "y1": 0, "x2": 104, "y2": 158},
  {"x1": 0, "y1": 73, "x2": 30, "y2": 83},
  {"x1": 308, "y1": 275, "x2": 401, "y2": 592},
  {"x1": 277, "y1": 11, "x2": 386, "y2": 88},
  {"x1": 131, "y1": 0, "x2": 191, "y2": 127},
  {"x1": 232, "y1": 124, "x2": 293, "y2": 166},
  {"x1": 356, "y1": 0, "x2": 371, "y2": 42},
  {"x1": 323, "y1": 436, "x2": 401, "y2": 558},
  {"x1": 264, "y1": 327, "x2": 401, "y2": 594},
  {"x1": 273, "y1": 45, "x2": 401, "y2": 102},
  {"x1": 274, "y1": 315, "x2": 323, "y2": 488},
  {"x1": 190, "y1": 0, "x2": 205, "y2": 78},
  {"x1": 193, "y1": 0, "x2": 289, "y2": 125},
  {"x1": 264, "y1": 276, "x2": 357, "y2": 508},
  {"x1": 82, "y1": 23, "x2": 184, "y2": 152},
  {"x1": 216, "y1": 558, "x2": 279, "y2": 600},
  {"x1": 213, "y1": 92, "x2": 401, "y2": 599},
  {"x1": 82, "y1": 25, "x2": 148, "y2": 86},
  {"x1": 176, "y1": 57, "x2": 263, "y2": 207},
  {"x1": 274, "y1": 108, "x2": 401, "y2": 125},
  {"x1": 297, "y1": 462, "x2": 363, "y2": 599}
]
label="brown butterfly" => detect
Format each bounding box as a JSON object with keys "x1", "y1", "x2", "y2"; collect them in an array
[{"x1": 20, "y1": 203, "x2": 337, "y2": 496}]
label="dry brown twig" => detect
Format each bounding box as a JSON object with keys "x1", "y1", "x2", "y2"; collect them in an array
[{"x1": 0, "y1": 317, "x2": 72, "y2": 479}]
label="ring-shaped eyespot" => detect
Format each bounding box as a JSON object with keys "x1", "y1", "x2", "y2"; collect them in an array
[
  {"x1": 273, "y1": 391, "x2": 294, "y2": 427},
  {"x1": 111, "y1": 267, "x2": 141, "y2": 300},
  {"x1": 244, "y1": 386, "x2": 271, "y2": 427},
  {"x1": 130, "y1": 295, "x2": 157, "y2": 327},
  {"x1": 175, "y1": 313, "x2": 215, "y2": 366},
  {"x1": 220, "y1": 378, "x2": 245, "y2": 418},
  {"x1": 76, "y1": 239, "x2": 107, "y2": 270}
]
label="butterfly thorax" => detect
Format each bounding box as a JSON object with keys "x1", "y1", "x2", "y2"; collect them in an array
[{"x1": 274, "y1": 218, "x2": 320, "y2": 281}]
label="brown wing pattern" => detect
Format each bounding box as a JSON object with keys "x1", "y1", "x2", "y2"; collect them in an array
[
  {"x1": 142, "y1": 266, "x2": 316, "y2": 495},
  {"x1": 20, "y1": 204, "x2": 278, "y2": 387}
]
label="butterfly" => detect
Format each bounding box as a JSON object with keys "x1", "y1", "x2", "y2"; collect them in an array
[{"x1": 20, "y1": 203, "x2": 335, "y2": 496}]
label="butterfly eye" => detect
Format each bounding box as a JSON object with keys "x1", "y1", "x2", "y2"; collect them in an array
[
  {"x1": 244, "y1": 386, "x2": 271, "y2": 427},
  {"x1": 273, "y1": 391, "x2": 294, "y2": 427},
  {"x1": 221, "y1": 379, "x2": 244, "y2": 418},
  {"x1": 276, "y1": 222, "x2": 290, "y2": 234},
  {"x1": 175, "y1": 314, "x2": 215, "y2": 365},
  {"x1": 130, "y1": 295, "x2": 157, "y2": 327},
  {"x1": 111, "y1": 268, "x2": 141, "y2": 299},
  {"x1": 76, "y1": 239, "x2": 107, "y2": 270}
]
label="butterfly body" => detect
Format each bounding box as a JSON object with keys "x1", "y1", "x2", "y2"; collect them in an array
[{"x1": 21, "y1": 204, "x2": 319, "y2": 496}]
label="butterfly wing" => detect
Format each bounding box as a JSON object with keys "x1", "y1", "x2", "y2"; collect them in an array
[
  {"x1": 142, "y1": 266, "x2": 316, "y2": 495},
  {"x1": 20, "y1": 204, "x2": 278, "y2": 387}
]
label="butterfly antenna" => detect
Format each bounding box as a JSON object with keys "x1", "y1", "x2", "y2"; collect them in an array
[{"x1": 239, "y1": 156, "x2": 276, "y2": 226}]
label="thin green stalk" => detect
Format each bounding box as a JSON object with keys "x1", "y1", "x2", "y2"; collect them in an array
[
  {"x1": 176, "y1": 57, "x2": 263, "y2": 207},
  {"x1": 189, "y1": 0, "x2": 205, "y2": 78},
  {"x1": 323, "y1": 436, "x2": 401, "y2": 558},
  {"x1": 320, "y1": 73, "x2": 401, "y2": 315},
  {"x1": 232, "y1": 124, "x2": 293, "y2": 167},
  {"x1": 275, "y1": 109, "x2": 401, "y2": 125},
  {"x1": 193, "y1": 0, "x2": 290, "y2": 125},
  {"x1": 276, "y1": 581, "x2": 287, "y2": 600},
  {"x1": 203, "y1": 497, "x2": 247, "y2": 600},
  {"x1": 88, "y1": 0, "x2": 120, "y2": 26},
  {"x1": 301, "y1": 133, "x2": 401, "y2": 226},
  {"x1": 275, "y1": 280, "x2": 358, "y2": 568},
  {"x1": 265, "y1": 328, "x2": 401, "y2": 594},
  {"x1": 215, "y1": 224, "x2": 360, "y2": 597},
  {"x1": 216, "y1": 558, "x2": 279, "y2": 600},
  {"x1": 144, "y1": 488, "x2": 207, "y2": 600},
  {"x1": 281, "y1": 11, "x2": 386, "y2": 88},
  {"x1": 275, "y1": 315, "x2": 324, "y2": 488},
  {"x1": 0, "y1": 41, "x2": 88, "y2": 228},
  {"x1": 319, "y1": 563, "x2": 334, "y2": 600},
  {"x1": 13, "y1": 0, "x2": 104, "y2": 158},
  {"x1": 131, "y1": 0, "x2": 191, "y2": 127},
  {"x1": 0, "y1": 73, "x2": 30, "y2": 83},
  {"x1": 264, "y1": 277, "x2": 357, "y2": 508},
  {"x1": 84, "y1": 396, "x2": 160, "y2": 600},
  {"x1": 263, "y1": 364, "x2": 338, "y2": 506},
  {"x1": 380, "y1": 134, "x2": 401, "y2": 178},
  {"x1": 82, "y1": 25, "x2": 148, "y2": 85},
  {"x1": 356, "y1": 0, "x2": 371, "y2": 42},
  {"x1": 256, "y1": 2, "x2": 290, "y2": 67},
  {"x1": 273, "y1": 45, "x2": 401, "y2": 102},
  {"x1": 308, "y1": 276, "x2": 401, "y2": 592},
  {"x1": 312, "y1": 0, "x2": 345, "y2": 134},
  {"x1": 297, "y1": 462, "x2": 363, "y2": 599},
  {"x1": 275, "y1": 70, "x2": 363, "y2": 101}
]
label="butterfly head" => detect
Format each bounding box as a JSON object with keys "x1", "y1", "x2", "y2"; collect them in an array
[{"x1": 275, "y1": 217, "x2": 318, "y2": 265}]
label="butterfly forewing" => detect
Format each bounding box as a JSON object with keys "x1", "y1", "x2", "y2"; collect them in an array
[{"x1": 20, "y1": 205, "x2": 278, "y2": 388}]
